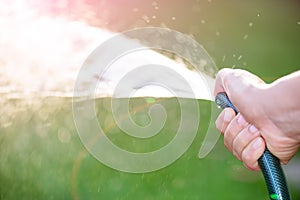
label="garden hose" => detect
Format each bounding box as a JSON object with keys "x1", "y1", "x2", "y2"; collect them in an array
[{"x1": 215, "y1": 92, "x2": 291, "y2": 200}]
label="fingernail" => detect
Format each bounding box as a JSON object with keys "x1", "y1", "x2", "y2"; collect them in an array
[
  {"x1": 223, "y1": 110, "x2": 232, "y2": 122},
  {"x1": 252, "y1": 138, "x2": 262, "y2": 149},
  {"x1": 249, "y1": 125, "x2": 258, "y2": 133},
  {"x1": 237, "y1": 115, "x2": 246, "y2": 126}
]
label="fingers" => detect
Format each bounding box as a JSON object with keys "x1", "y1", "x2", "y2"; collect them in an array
[
  {"x1": 224, "y1": 114, "x2": 248, "y2": 152},
  {"x1": 215, "y1": 108, "x2": 236, "y2": 134},
  {"x1": 216, "y1": 109, "x2": 266, "y2": 171},
  {"x1": 232, "y1": 125, "x2": 261, "y2": 161},
  {"x1": 214, "y1": 68, "x2": 231, "y2": 96},
  {"x1": 214, "y1": 68, "x2": 245, "y2": 97},
  {"x1": 227, "y1": 122, "x2": 265, "y2": 170},
  {"x1": 242, "y1": 137, "x2": 265, "y2": 171},
  {"x1": 214, "y1": 68, "x2": 265, "y2": 97}
]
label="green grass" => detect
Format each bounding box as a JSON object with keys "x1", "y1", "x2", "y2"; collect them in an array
[{"x1": 1, "y1": 97, "x2": 299, "y2": 199}]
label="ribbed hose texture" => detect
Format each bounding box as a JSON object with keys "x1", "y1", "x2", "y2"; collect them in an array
[
  {"x1": 259, "y1": 150, "x2": 291, "y2": 200},
  {"x1": 215, "y1": 92, "x2": 291, "y2": 200}
]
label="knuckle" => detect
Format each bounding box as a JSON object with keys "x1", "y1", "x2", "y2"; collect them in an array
[
  {"x1": 224, "y1": 139, "x2": 233, "y2": 153},
  {"x1": 215, "y1": 113, "x2": 227, "y2": 134},
  {"x1": 232, "y1": 142, "x2": 243, "y2": 161},
  {"x1": 232, "y1": 138, "x2": 241, "y2": 154},
  {"x1": 224, "y1": 131, "x2": 232, "y2": 150},
  {"x1": 241, "y1": 149, "x2": 253, "y2": 164},
  {"x1": 215, "y1": 121, "x2": 222, "y2": 133}
]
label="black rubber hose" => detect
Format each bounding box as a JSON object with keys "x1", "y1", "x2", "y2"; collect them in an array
[{"x1": 215, "y1": 92, "x2": 291, "y2": 200}]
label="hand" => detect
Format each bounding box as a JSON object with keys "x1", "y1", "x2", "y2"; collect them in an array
[{"x1": 214, "y1": 68, "x2": 300, "y2": 170}]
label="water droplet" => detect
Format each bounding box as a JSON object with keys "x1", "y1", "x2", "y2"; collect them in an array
[
  {"x1": 222, "y1": 55, "x2": 226, "y2": 62},
  {"x1": 152, "y1": 1, "x2": 158, "y2": 6},
  {"x1": 152, "y1": 15, "x2": 156, "y2": 19},
  {"x1": 297, "y1": 21, "x2": 300, "y2": 25},
  {"x1": 199, "y1": 59, "x2": 207, "y2": 68},
  {"x1": 216, "y1": 31, "x2": 220, "y2": 36},
  {"x1": 152, "y1": 1, "x2": 159, "y2": 10},
  {"x1": 142, "y1": 15, "x2": 150, "y2": 23},
  {"x1": 237, "y1": 55, "x2": 242, "y2": 60},
  {"x1": 257, "y1": 13, "x2": 260, "y2": 17},
  {"x1": 58, "y1": 128, "x2": 71, "y2": 143},
  {"x1": 171, "y1": 16, "x2": 176, "y2": 21},
  {"x1": 243, "y1": 34, "x2": 249, "y2": 40},
  {"x1": 201, "y1": 19, "x2": 206, "y2": 24},
  {"x1": 249, "y1": 22, "x2": 253, "y2": 27}
]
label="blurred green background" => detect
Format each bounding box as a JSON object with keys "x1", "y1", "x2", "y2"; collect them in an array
[{"x1": 1, "y1": 0, "x2": 300, "y2": 199}]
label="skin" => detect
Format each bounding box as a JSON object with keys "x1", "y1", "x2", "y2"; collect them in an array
[{"x1": 214, "y1": 68, "x2": 300, "y2": 170}]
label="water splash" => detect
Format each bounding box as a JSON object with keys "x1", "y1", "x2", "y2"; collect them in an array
[
  {"x1": 0, "y1": 0, "x2": 216, "y2": 101},
  {"x1": 152, "y1": 1, "x2": 159, "y2": 10},
  {"x1": 142, "y1": 15, "x2": 151, "y2": 23},
  {"x1": 0, "y1": 1, "x2": 113, "y2": 97}
]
